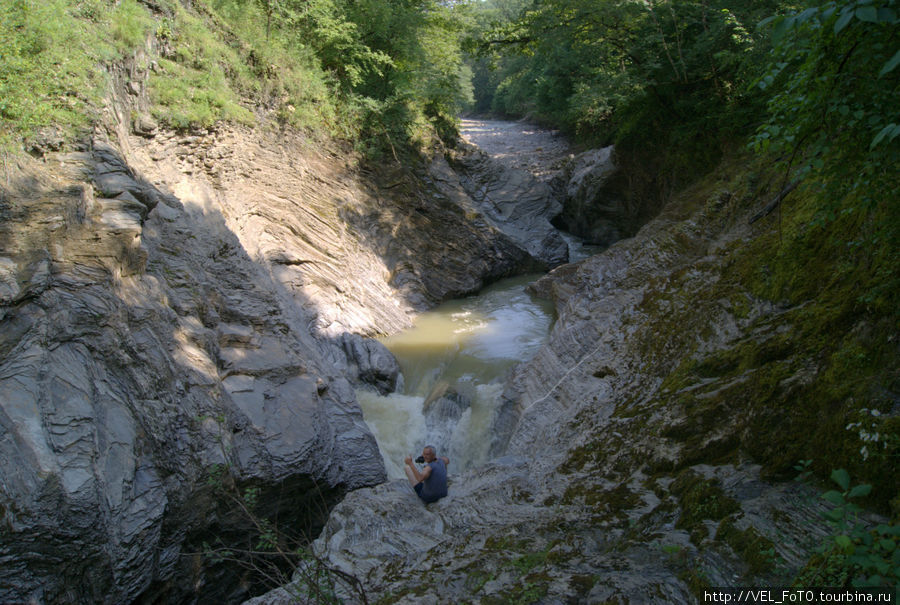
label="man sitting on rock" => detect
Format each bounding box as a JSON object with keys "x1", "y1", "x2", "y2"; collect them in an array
[{"x1": 404, "y1": 445, "x2": 449, "y2": 504}]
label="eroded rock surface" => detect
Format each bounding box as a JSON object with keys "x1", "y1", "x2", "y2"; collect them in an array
[
  {"x1": 0, "y1": 139, "x2": 389, "y2": 604},
  {"x1": 255, "y1": 459, "x2": 829, "y2": 604},
  {"x1": 339, "y1": 334, "x2": 401, "y2": 395},
  {"x1": 447, "y1": 144, "x2": 569, "y2": 267},
  {"x1": 253, "y1": 159, "x2": 866, "y2": 604},
  {"x1": 0, "y1": 99, "x2": 550, "y2": 602}
]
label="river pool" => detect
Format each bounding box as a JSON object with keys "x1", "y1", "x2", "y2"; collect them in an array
[{"x1": 356, "y1": 274, "x2": 556, "y2": 478}]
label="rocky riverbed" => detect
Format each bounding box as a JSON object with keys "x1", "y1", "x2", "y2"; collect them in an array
[
  {"x1": 459, "y1": 119, "x2": 574, "y2": 181},
  {"x1": 246, "y1": 149, "x2": 848, "y2": 604},
  {"x1": 2, "y1": 82, "x2": 890, "y2": 602}
]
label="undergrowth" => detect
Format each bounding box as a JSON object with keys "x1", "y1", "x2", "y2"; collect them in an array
[
  {"x1": 0, "y1": 0, "x2": 114, "y2": 148},
  {"x1": 0, "y1": 0, "x2": 462, "y2": 155},
  {"x1": 149, "y1": 1, "x2": 257, "y2": 130}
]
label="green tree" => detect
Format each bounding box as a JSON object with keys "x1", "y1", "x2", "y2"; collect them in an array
[
  {"x1": 754, "y1": 0, "x2": 900, "y2": 209},
  {"x1": 752, "y1": 0, "x2": 900, "y2": 327},
  {"x1": 467, "y1": 0, "x2": 781, "y2": 192},
  {"x1": 212, "y1": 0, "x2": 473, "y2": 149},
  {"x1": 340, "y1": 0, "x2": 474, "y2": 143}
]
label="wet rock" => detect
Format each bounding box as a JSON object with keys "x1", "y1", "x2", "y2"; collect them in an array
[
  {"x1": 422, "y1": 390, "x2": 471, "y2": 458},
  {"x1": 423, "y1": 390, "x2": 469, "y2": 422}
]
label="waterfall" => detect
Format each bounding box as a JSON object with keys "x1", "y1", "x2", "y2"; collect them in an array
[{"x1": 356, "y1": 275, "x2": 555, "y2": 477}]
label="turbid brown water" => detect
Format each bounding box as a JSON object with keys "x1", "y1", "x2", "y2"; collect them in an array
[{"x1": 357, "y1": 274, "x2": 555, "y2": 477}]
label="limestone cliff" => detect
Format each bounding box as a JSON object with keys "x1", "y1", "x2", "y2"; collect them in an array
[
  {"x1": 0, "y1": 60, "x2": 554, "y2": 602},
  {"x1": 255, "y1": 155, "x2": 896, "y2": 603}
]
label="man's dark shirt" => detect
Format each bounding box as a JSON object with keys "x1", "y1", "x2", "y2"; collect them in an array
[{"x1": 418, "y1": 458, "x2": 447, "y2": 503}]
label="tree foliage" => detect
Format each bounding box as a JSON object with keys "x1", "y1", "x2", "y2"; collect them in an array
[
  {"x1": 0, "y1": 0, "x2": 474, "y2": 153},
  {"x1": 470, "y1": 1, "x2": 776, "y2": 136},
  {"x1": 463, "y1": 0, "x2": 783, "y2": 193},
  {"x1": 753, "y1": 0, "x2": 899, "y2": 319},
  {"x1": 210, "y1": 0, "x2": 474, "y2": 151},
  {"x1": 754, "y1": 0, "x2": 900, "y2": 206},
  {"x1": 464, "y1": 0, "x2": 898, "y2": 253}
]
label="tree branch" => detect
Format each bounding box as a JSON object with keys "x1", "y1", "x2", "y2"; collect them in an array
[{"x1": 748, "y1": 180, "x2": 800, "y2": 224}]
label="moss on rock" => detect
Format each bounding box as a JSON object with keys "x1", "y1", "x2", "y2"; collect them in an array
[
  {"x1": 715, "y1": 517, "x2": 778, "y2": 576},
  {"x1": 670, "y1": 469, "x2": 740, "y2": 543}
]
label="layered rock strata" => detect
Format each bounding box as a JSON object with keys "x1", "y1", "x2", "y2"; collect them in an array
[
  {"x1": 255, "y1": 160, "x2": 864, "y2": 604},
  {"x1": 447, "y1": 143, "x2": 570, "y2": 267},
  {"x1": 0, "y1": 137, "x2": 389, "y2": 603},
  {"x1": 0, "y1": 106, "x2": 548, "y2": 602}
]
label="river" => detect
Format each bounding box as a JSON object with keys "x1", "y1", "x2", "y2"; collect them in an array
[
  {"x1": 458, "y1": 118, "x2": 572, "y2": 180},
  {"x1": 357, "y1": 120, "x2": 590, "y2": 479},
  {"x1": 357, "y1": 274, "x2": 556, "y2": 477}
]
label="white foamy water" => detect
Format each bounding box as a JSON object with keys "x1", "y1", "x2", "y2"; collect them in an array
[
  {"x1": 356, "y1": 275, "x2": 556, "y2": 477},
  {"x1": 355, "y1": 391, "x2": 427, "y2": 479}
]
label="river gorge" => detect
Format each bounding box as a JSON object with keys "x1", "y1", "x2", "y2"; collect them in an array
[
  {"x1": 2, "y1": 0, "x2": 897, "y2": 602},
  {"x1": 0, "y1": 97, "x2": 608, "y2": 602},
  {"x1": 1, "y1": 95, "x2": 892, "y2": 603},
  {"x1": 356, "y1": 120, "x2": 595, "y2": 479}
]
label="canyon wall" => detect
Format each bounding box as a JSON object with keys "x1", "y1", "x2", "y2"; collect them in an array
[
  {"x1": 0, "y1": 61, "x2": 561, "y2": 602},
  {"x1": 255, "y1": 157, "x2": 892, "y2": 604}
]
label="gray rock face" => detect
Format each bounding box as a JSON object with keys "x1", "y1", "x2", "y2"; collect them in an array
[
  {"x1": 0, "y1": 140, "x2": 388, "y2": 603},
  {"x1": 253, "y1": 457, "x2": 830, "y2": 604},
  {"x1": 550, "y1": 146, "x2": 631, "y2": 247},
  {"x1": 495, "y1": 187, "x2": 750, "y2": 460},
  {"x1": 344, "y1": 152, "x2": 534, "y2": 312},
  {"x1": 0, "y1": 104, "x2": 544, "y2": 601},
  {"x1": 447, "y1": 143, "x2": 569, "y2": 268},
  {"x1": 256, "y1": 158, "x2": 863, "y2": 604}
]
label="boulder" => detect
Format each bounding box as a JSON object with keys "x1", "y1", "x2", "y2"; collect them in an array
[
  {"x1": 550, "y1": 146, "x2": 631, "y2": 248},
  {"x1": 422, "y1": 390, "x2": 471, "y2": 460},
  {"x1": 340, "y1": 334, "x2": 401, "y2": 395}
]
